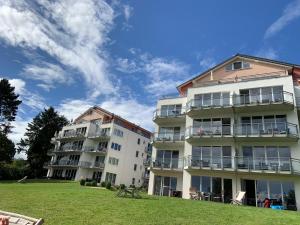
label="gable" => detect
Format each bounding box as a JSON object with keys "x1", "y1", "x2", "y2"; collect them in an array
[
  {"x1": 74, "y1": 107, "x2": 112, "y2": 123},
  {"x1": 193, "y1": 57, "x2": 290, "y2": 85}
]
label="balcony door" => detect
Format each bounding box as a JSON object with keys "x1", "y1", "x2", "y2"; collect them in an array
[
  {"x1": 154, "y1": 176, "x2": 177, "y2": 196},
  {"x1": 156, "y1": 150, "x2": 179, "y2": 169}
]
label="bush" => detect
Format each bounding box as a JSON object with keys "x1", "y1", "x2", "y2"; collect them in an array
[
  {"x1": 100, "y1": 181, "x2": 106, "y2": 187},
  {"x1": 110, "y1": 186, "x2": 118, "y2": 191},
  {"x1": 91, "y1": 180, "x2": 97, "y2": 187},
  {"x1": 85, "y1": 182, "x2": 92, "y2": 186},
  {"x1": 80, "y1": 179, "x2": 86, "y2": 186},
  {"x1": 0, "y1": 160, "x2": 29, "y2": 180},
  {"x1": 106, "y1": 182, "x2": 111, "y2": 190},
  {"x1": 129, "y1": 184, "x2": 136, "y2": 188},
  {"x1": 119, "y1": 184, "x2": 126, "y2": 190}
]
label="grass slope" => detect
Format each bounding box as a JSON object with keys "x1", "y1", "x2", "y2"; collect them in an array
[{"x1": 0, "y1": 181, "x2": 299, "y2": 225}]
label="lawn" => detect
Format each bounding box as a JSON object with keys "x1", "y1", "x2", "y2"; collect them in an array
[{"x1": 0, "y1": 181, "x2": 300, "y2": 225}]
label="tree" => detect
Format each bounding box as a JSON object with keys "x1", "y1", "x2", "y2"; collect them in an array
[
  {"x1": 0, "y1": 132, "x2": 15, "y2": 163},
  {"x1": 0, "y1": 79, "x2": 22, "y2": 135},
  {"x1": 18, "y1": 107, "x2": 68, "y2": 178}
]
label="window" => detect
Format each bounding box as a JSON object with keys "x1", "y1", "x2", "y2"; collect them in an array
[
  {"x1": 160, "y1": 104, "x2": 182, "y2": 117},
  {"x1": 134, "y1": 164, "x2": 137, "y2": 171},
  {"x1": 225, "y1": 61, "x2": 250, "y2": 71},
  {"x1": 108, "y1": 157, "x2": 119, "y2": 166},
  {"x1": 113, "y1": 128, "x2": 123, "y2": 137},
  {"x1": 194, "y1": 92, "x2": 230, "y2": 107},
  {"x1": 105, "y1": 173, "x2": 116, "y2": 185},
  {"x1": 156, "y1": 150, "x2": 179, "y2": 169},
  {"x1": 132, "y1": 178, "x2": 135, "y2": 185},
  {"x1": 111, "y1": 142, "x2": 121, "y2": 151},
  {"x1": 137, "y1": 138, "x2": 140, "y2": 145},
  {"x1": 136, "y1": 151, "x2": 139, "y2": 157}
]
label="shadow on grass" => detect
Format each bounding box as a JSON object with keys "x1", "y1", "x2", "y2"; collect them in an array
[{"x1": 0, "y1": 179, "x2": 75, "y2": 184}]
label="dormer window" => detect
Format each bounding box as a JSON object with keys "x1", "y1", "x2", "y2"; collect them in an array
[{"x1": 225, "y1": 61, "x2": 250, "y2": 71}]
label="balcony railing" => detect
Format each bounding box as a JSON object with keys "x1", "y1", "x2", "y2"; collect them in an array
[
  {"x1": 46, "y1": 160, "x2": 79, "y2": 167},
  {"x1": 187, "y1": 97, "x2": 231, "y2": 111},
  {"x1": 153, "y1": 132, "x2": 185, "y2": 142},
  {"x1": 185, "y1": 156, "x2": 300, "y2": 174},
  {"x1": 234, "y1": 122, "x2": 298, "y2": 137},
  {"x1": 78, "y1": 161, "x2": 105, "y2": 169},
  {"x1": 151, "y1": 158, "x2": 183, "y2": 170},
  {"x1": 233, "y1": 91, "x2": 293, "y2": 106},
  {"x1": 87, "y1": 131, "x2": 111, "y2": 138},
  {"x1": 55, "y1": 130, "x2": 86, "y2": 139},
  {"x1": 153, "y1": 108, "x2": 185, "y2": 120},
  {"x1": 185, "y1": 125, "x2": 232, "y2": 137},
  {"x1": 83, "y1": 146, "x2": 108, "y2": 153},
  {"x1": 186, "y1": 91, "x2": 294, "y2": 112}
]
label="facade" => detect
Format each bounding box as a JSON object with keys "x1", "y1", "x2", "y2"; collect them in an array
[
  {"x1": 148, "y1": 54, "x2": 300, "y2": 210},
  {"x1": 46, "y1": 106, "x2": 151, "y2": 187}
]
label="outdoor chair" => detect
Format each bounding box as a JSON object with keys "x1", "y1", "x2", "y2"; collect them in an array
[
  {"x1": 231, "y1": 191, "x2": 246, "y2": 205},
  {"x1": 17, "y1": 176, "x2": 27, "y2": 183},
  {"x1": 189, "y1": 187, "x2": 199, "y2": 200}
]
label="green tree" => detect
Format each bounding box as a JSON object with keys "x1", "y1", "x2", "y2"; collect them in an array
[
  {"x1": 0, "y1": 79, "x2": 22, "y2": 135},
  {"x1": 18, "y1": 107, "x2": 68, "y2": 178},
  {"x1": 0, "y1": 132, "x2": 15, "y2": 163}
]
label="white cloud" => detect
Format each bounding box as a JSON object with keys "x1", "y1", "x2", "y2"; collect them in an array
[
  {"x1": 123, "y1": 5, "x2": 133, "y2": 22},
  {"x1": 199, "y1": 57, "x2": 216, "y2": 70},
  {"x1": 3, "y1": 78, "x2": 46, "y2": 111},
  {"x1": 116, "y1": 52, "x2": 190, "y2": 96},
  {"x1": 22, "y1": 62, "x2": 72, "y2": 91},
  {"x1": 0, "y1": 0, "x2": 116, "y2": 97},
  {"x1": 256, "y1": 47, "x2": 278, "y2": 59},
  {"x1": 264, "y1": 0, "x2": 300, "y2": 39}
]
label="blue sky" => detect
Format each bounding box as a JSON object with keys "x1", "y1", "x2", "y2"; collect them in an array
[{"x1": 1, "y1": 0, "x2": 300, "y2": 145}]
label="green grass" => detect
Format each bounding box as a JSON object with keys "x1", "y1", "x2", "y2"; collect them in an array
[{"x1": 0, "y1": 181, "x2": 300, "y2": 225}]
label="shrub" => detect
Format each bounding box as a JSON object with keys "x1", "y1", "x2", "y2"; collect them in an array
[
  {"x1": 129, "y1": 184, "x2": 136, "y2": 188},
  {"x1": 110, "y1": 186, "x2": 117, "y2": 191},
  {"x1": 91, "y1": 180, "x2": 97, "y2": 187},
  {"x1": 119, "y1": 184, "x2": 126, "y2": 190},
  {"x1": 100, "y1": 181, "x2": 106, "y2": 187},
  {"x1": 85, "y1": 182, "x2": 92, "y2": 186},
  {"x1": 106, "y1": 182, "x2": 111, "y2": 190},
  {"x1": 80, "y1": 179, "x2": 86, "y2": 186}
]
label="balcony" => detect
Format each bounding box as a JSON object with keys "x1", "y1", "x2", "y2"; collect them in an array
[
  {"x1": 233, "y1": 91, "x2": 294, "y2": 113},
  {"x1": 153, "y1": 108, "x2": 186, "y2": 125},
  {"x1": 44, "y1": 160, "x2": 79, "y2": 168},
  {"x1": 185, "y1": 156, "x2": 300, "y2": 175},
  {"x1": 234, "y1": 122, "x2": 299, "y2": 142},
  {"x1": 185, "y1": 125, "x2": 233, "y2": 144},
  {"x1": 87, "y1": 130, "x2": 111, "y2": 140},
  {"x1": 150, "y1": 158, "x2": 183, "y2": 172},
  {"x1": 83, "y1": 146, "x2": 108, "y2": 154},
  {"x1": 51, "y1": 146, "x2": 83, "y2": 154},
  {"x1": 152, "y1": 132, "x2": 185, "y2": 149},
  {"x1": 55, "y1": 130, "x2": 86, "y2": 141},
  {"x1": 78, "y1": 161, "x2": 105, "y2": 169},
  {"x1": 186, "y1": 97, "x2": 232, "y2": 117}
]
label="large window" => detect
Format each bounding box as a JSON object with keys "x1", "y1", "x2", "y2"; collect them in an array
[
  {"x1": 154, "y1": 176, "x2": 177, "y2": 196},
  {"x1": 160, "y1": 104, "x2": 182, "y2": 117},
  {"x1": 238, "y1": 86, "x2": 283, "y2": 105},
  {"x1": 238, "y1": 146, "x2": 291, "y2": 171},
  {"x1": 191, "y1": 146, "x2": 232, "y2": 168},
  {"x1": 158, "y1": 127, "x2": 182, "y2": 141},
  {"x1": 193, "y1": 118, "x2": 231, "y2": 135},
  {"x1": 105, "y1": 172, "x2": 116, "y2": 185},
  {"x1": 194, "y1": 92, "x2": 230, "y2": 107},
  {"x1": 155, "y1": 150, "x2": 179, "y2": 169},
  {"x1": 191, "y1": 176, "x2": 232, "y2": 203},
  {"x1": 256, "y1": 180, "x2": 296, "y2": 210}
]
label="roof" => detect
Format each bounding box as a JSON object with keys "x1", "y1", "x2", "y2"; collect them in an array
[
  {"x1": 177, "y1": 53, "x2": 300, "y2": 90},
  {"x1": 75, "y1": 106, "x2": 152, "y2": 136}
]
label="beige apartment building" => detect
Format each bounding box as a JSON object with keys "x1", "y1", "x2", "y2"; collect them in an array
[
  {"x1": 148, "y1": 54, "x2": 300, "y2": 210},
  {"x1": 45, "y1": 106, "x2": 151, "y2": 187}
]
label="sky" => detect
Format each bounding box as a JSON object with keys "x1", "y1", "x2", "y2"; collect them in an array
[{"x1": 1, "y1": 0, "x2": 300, "y2": 153}]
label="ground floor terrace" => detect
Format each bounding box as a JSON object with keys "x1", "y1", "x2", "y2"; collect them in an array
[{"x1": 148, "y1": 170, "x2": 299, "y2": 211}]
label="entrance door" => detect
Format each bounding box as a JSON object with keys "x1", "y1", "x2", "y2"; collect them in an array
[
  {"x1": 223, "y1": 179, "x2": 232, "y2": 203},
  {"x1": 241, "y1": 179, "x2": 256, "y2": 206}
]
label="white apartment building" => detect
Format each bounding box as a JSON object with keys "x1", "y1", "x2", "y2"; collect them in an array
[
  {"x1": 46, "y1": 106, "x2": 151, "y2": 187},
  {"x1": 148, "y1": 54, "x2": 300, "y2": 211}
]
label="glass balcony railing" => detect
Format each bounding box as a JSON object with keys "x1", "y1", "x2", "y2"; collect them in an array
[
  {"x1": 87, "y1": 130, "x2": 111, "y2": 138},
  {"x1": 185, "y1": 156, "x2": 297, "y2": 173},
  {"x1": 153, "y1": 132, "x2": 185, "y2": 142},
  {"x1": 185, "y1": 125, "x2": 232, "y2": 137},
  {"x1": 151, "y1": 158, "x2": 183, "y2": 170},
  {"x1": 234, "y1": 122, "x2": 298, "y2": 137},
  {"x1": 83, "y1": 146, "x2": 108, "y2": 153},
  {"x1": 153, "y1": 108, "x2": 185, "y2": 120},
  {"x1": 233, "y1": 91, "x2": 293, "y2": 106},
  {"x1": 46, "y1": 160, "x2": 79, "y2": 167},
  {"x1": 56, "y1": 130, "x2": 86, "y2": 139},
  {"x1": 186, "y1": 97, "x2": 231, "y2": 111}
]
